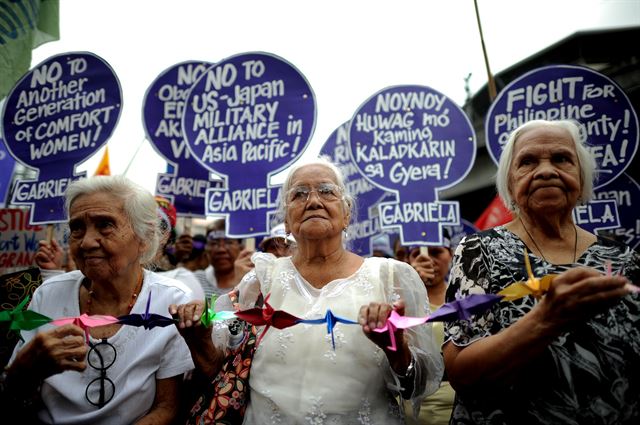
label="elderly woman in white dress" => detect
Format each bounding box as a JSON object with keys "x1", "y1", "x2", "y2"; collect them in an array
[
  {"x1": 173, "y1": 157, "x2": 443, "y2": 424},
  {"x1": 3, "y1": 176, "x2": 194, "y2": 424}
]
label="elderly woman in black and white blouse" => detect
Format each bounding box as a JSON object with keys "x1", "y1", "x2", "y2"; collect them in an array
[{"x1": 443, "y1": 119, "x2": 640, "y2": 425}]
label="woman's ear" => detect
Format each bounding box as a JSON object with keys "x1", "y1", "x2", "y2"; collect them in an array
[
  {"x1": 140, "y1": 239, "x2": 149, "y2": 258},
  {"x1": 343, "y1": 212, "x2": 351, "y2": 229}
]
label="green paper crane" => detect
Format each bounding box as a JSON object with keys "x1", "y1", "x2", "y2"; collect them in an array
[
  {"x1": 200, "y1": 294, "x2": 236, "y2": 327},
  {"x1": 0, "y1": 296, "x2": 52, "y2": 334}
]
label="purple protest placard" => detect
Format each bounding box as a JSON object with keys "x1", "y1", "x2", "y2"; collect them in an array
[
  {"x1": 1, "y1": 52, "x2": 122, "y2": 224},
  {"x1": 320, "y1": 122, "x2": 395, "y2": 255},
  {"x1": 0, "y1": 137, "x2": 16, "y2": 207},
  {"x1": 143, "y1": 60, "x2": 225, "y2": 217},
  {"x1": 485, "y1": 65, "x2": 639, "y2": 233},
  {"x1": 348, "y1": 85, "x2": 476, "y2": 246},
  {"x1": 588, "y1": 173, "x2": 639, "y2": 248},
  {"x1": 485, "y1": 65, "x2": 638, "y2": 186},
  {"x1": 572, "y1": 199, "x2": 620, "y2": 233},
  {"x1": 182, "y1": 52, "x2": 316, "y2": 237}
]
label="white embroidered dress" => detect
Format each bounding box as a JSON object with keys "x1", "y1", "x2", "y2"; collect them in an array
[{"x1": 215, "y1": 253, "x2": 443, "y2": 425}]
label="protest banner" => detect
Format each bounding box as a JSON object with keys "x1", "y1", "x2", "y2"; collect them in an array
[
  {"x1": 586, "y1": 173, "x2": 640, "y2": 248},
  {"x1": 143, "y1": 60, "x2": 225, "y2": 217},
  {"x1": 0, "y1": 208, "x2": 67, "y2": 273},
  {"x1": 1, "y1": 52, "x2": 122, "y2": 224},
  {"x1": 182, "y1": 52, "x2": 316, "y2": 237},
  {"x1": 348, "y1": 85, "x2": 476, "y2": 246},
  {"x1": 320, "y1": 121, "x2": 395, "y2": 255},
  {"x1": 485, "y1": 65, "x2": 638, "y2": 231},
  {"x1": 0, "y1": 137, "x2": 16, "y2": 207}
]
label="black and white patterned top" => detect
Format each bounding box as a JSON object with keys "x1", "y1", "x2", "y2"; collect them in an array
[{"x1": 444, "y1": 226, "x2": 640, "y2": 425}]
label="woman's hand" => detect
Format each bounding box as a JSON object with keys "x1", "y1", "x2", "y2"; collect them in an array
[
  {"x1": 359, "y1": 301, "x2": 412, "y2": 374},
  {"x1": 34, "y1": 239, "x2": 64, "y2": 271},
  {"x1": 234, "y1": 248, "x2": 255, "y2": 280},
  {"x1": 7, "y1": 324, "x2": 87, "y2": 392},
  {"x1": 409, "y1": 253, "x2": 436, "y2": 285},
  {"x1": 169, "y1": 301, "x2": 223, "y2": 378},
  {"x1": 169, "y1": 300, "x2": 209, "y2": 340},
  {"x1": 538, "y1": 266, "x2": 632, "y2": 332}
]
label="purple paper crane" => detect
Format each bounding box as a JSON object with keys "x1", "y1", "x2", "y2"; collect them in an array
[{"x1": 118, "y1": 292, "x2": 177, "y2": 329}]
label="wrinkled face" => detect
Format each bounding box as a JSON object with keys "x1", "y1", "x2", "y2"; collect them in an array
[
  {"x1": 284, "y1": 165, "x2": 350, "y2": 241},
  {"x1": 509, "y1": 126, "x2": 582, "y2": 217},
  {"x1": 206, "y1": 238, "x2": 241, "y2": 274},
  {"x1": 68, "y1": 192, "x2": 145, "y2": 282}
]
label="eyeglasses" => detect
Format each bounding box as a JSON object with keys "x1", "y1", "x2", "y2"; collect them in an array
[
  {"x1": 85, "y1": 339, "x2": 116, "y2": 408},
  {"x1": 286, "y1": 183, "x2": 343, "y2": 204}
]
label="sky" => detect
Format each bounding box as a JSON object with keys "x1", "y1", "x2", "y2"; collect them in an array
[{"x1": 26, "y1": 0, "x2": 640, "y2": 195}]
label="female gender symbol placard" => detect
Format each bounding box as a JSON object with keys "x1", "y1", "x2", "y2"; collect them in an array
[
  {"x1": 348, "y1": 85, "x2": 476, "y2": 246},
  {"x1": 182, "y1": 52, "x2": 316, "y2": 237},
  {"x1": 485, "y1": 65, "x2": 639, "y2": 232},
  {"x1": 1, "y1": 52, "x2": 122, "y2": 224},
  {"x1": 143, "y1": 60, "x2": 223, "y2": 217},
  {"x1": 320, "y1": 121, "x2": 395, "y2": 255},
  {"x1": 586, "y1": 173, "x2": 640, "y2": 248}
]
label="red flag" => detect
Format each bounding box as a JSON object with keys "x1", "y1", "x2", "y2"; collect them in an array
[
  {"x1": 94, "y1": 147, "x2": 110, "y2": 176},
  {"x1": 474, "y1": 195, "x2": 513, "y2": 230}
]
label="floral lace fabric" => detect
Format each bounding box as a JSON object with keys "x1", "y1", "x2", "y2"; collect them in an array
[{"x1": 214, "y1": 253, "x2": 443, "y2": 424}]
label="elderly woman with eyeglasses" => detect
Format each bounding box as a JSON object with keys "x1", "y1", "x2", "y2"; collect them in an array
[
  {"x1": 172, "y1": 157, "x2": 443, "y2": 424},
  {"x1": 4, "y1": 176, "x2": 194, "y2": 424}
]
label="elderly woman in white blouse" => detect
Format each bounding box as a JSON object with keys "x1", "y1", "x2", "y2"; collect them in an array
[{"x1": 173, "y1": 156, "x2": 443, "y2": 424}]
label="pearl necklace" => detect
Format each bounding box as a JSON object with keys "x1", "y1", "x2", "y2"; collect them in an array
[
  {"x1": 85, "y1": 271, "x2": 144, "y2": 315},
  {"x1": 519, "y1": 217, "x2": 578, "y2": 264}
]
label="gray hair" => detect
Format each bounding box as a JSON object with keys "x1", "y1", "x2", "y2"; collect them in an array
[
  {"x1": 65, "y1": 175, "x2": 161, "y2": 265},
  {"x1": 496, "y1": 119, "x2": 596, "y2": 213},
  {"x1": 275, "y1": 155, "x2": 356, "y2": 229}
]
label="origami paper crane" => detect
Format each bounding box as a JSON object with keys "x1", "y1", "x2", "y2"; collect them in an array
[
  {"x1": 200, "y1": 295, "x2": 236, "y2": 327},
  {"x1": 118, "y1": 292, "x2": 177, "y2": 329},
  {"x1": 234, "y1": 294, "x2": 301, "y2": 346},
  {"x1": 52, "y1": 314, "x2": 120, "y2": 341},
  {"x1": 372, "y1": 310, "x2": 428, "y2": 351},
  {"x1": 498, "y1": 249, "x2": 558, "y2": 301},
  {"x1": 0, "y1": 296, "x2": 52, "y2": 333},
  {"x1": 426, "y1": 293, "x2": 503, "y2": 322},
  {"x1": 299, "y1": 309, "x2": 358, "y2": 350}
]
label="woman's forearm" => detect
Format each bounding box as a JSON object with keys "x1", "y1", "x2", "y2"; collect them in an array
[
  {"x1": 188, "y1": 339, "x2": 226, "y2": 379},
  {"x1": 444, "y1": 305, "x2": 559, "y2": 392},
  {"x1": 135, "y1": 376, "x2": 180, "y2": 425}
]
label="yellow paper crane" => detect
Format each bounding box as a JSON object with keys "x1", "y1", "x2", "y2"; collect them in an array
[{"x1": 498, "y1": 249, "x2": 558, "y2": 301}]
